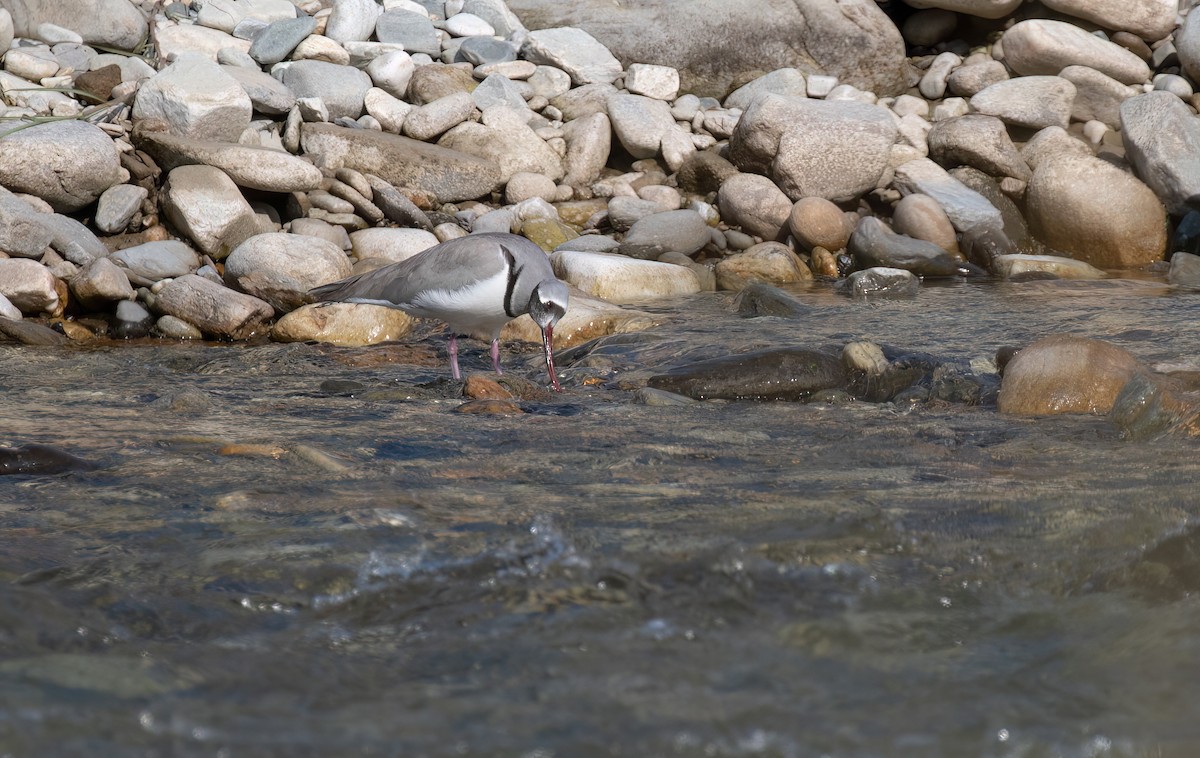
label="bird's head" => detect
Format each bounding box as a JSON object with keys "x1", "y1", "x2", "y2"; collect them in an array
[{"x1": 528, "y1": 278, "x2": 569, "y2": 392}]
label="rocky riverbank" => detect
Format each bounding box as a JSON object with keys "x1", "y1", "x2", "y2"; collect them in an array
[{"x1": 1, "y1": 0, "x2": 1200, "y2": 429}]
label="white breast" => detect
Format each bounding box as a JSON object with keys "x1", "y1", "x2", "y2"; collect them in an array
[{"x1": 405, "y1": 269, "x2": 514, "y2": 338}]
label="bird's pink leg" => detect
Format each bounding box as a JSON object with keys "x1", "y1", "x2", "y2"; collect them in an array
[
  {"x1": 448, "y1": 334, "x2": 461, "y2": 380},
  {"x1": 490, "y1": 339, "x2": 503, "y2": 375}
]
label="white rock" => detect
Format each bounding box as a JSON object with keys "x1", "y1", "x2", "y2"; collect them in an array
[
  {"x1": 1039, "y1": 0, "x2": 1175, "y2": 42},
  {"x1": 0, "y1": 120, "x2": 124, "y2": 213},
  {"x1": 325, "y1": 0, "x2": 380, "y2": 43},
  {"x1": 625, "y1": 63, "x2": 681, "y2": 101},
  {"x1": 35, "y1": 22, "x2": 82, "y2": 44},
  {"x1": 550, "y1": 250, "x2": 701, "y2": 303},
  {"x1": 438, "y1": 105, "x2": 564, "y2": 183},
  {"x1": 161, "y1": 165, "x2": 262, "y2": 259},
  {"x1": 292, "y1": 35, "x2": 352, "y2": 65},
  {"x1": 445, "y1": 12, "x2": 494, "y2": 37},
  {"x1": 993, "y1": 254, "x2": 1105, "y2": 280},
  {"x1": 0, "y1": 292, "x2": 21, "y2": 320},
  {"x1": 0, "y1": 258, "x2": 60, "y2": 314},
  {"x1": 348, "y1": 227, "x2": 438, "y2": 262},
  {"x1": 364, "y1": 87, "x2": 413, "y2": 133},
  {"x1": 901, "y1": 0, "x2": 1021, "y2": 19},
  {"x1": 132, "y1": 54, "x2": 252, "y2": 142},
  {"x1": 366, "y1": 50, "x2": 415, "y2": 99},
  {"x1": 5, "y1": 48, "x2": 60, "y2": 81},
  {"x1": 521, "y1": 27, "x2": 623, "y2": 85},
  {"x1": 154, "y1": 19, "x2": 252, "y2": 62},
  {"x1": 1001, "y1": 19, "x2": 1152, "y2": 85},
  {"x1": 224, "y1": 232, "x2": 352, "y2": 312},
  {"x1": 919, "y1": 51, "x2": 961, "y2": 100},
  {"x1": 806, "y1": 75, "x2": 838, "y2": 98},
  {"x1": 606, "y1": 93, "x2": 676, "y2": 160},
  {"x1": 969, "y1": 76, "x2": 1076, "y2": 130},
  {"x1": 272, "y1": 301, "x2": 415, "y2": 345}
]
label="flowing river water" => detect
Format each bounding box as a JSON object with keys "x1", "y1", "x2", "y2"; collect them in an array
[{"x1": 3, "y1": 278, "x2": 1200, "y2": 756}]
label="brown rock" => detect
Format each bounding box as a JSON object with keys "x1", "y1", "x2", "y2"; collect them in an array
[
  {"x1": 271, "y1": 302, "x2": 415, "y2": 346},
  {"x1": 788, "y1": 197, "x2": 852, "y2": 252},
  {"x1": 453, "y1": 398, "x2": 524, "y2": 414},
  {"x1": 463, "y1": 375, "x2": 513, "y2": 399},
  {"x1": 74, "y1": 64, "x2": 122, "y2": 102},
  {"x1": 998, "y1": 335, "x2": 1144, "y2": 416}
]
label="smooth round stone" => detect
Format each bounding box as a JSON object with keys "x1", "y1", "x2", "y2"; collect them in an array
[
  {"x1": 617, "y1": 209, "x2": 711, "y2": 259},
  {"x1": 969, "y1": 76, "x2": 1076, "y2": 130},
  {"x1": 505, "y1": 172, "x2": 558, "y2": 204},
  {"x1": 992, "y1": 254, "x2": 1104, "y2": 280},
  {"x1": 324, "y1": 0, "x2": 379, "y2": 43},
  {"x1": 927, "y1": 113, "x2": 1030, "y2": 180},
  {"x1": 133, "y1": 54, "x2": 252, "y2": 143},
  {"x1": 292, "y1": 34, "x2": 351, "y2": 65},
  {"x1": 998, "y1": 335, "x2": 1142, "y2": 416},
  {"x1": 375, "y1": 9, "x2": 441, "y2": 56},
  {"x1": 458, "y1": 35, "x2": 516, "y2": 66},
  {"x1": 717, "y1": 172, "x2": 792, "y2": 240},
  {"x1": 366, "y1": 50, "x2": 416, "y2": 100},
  {"x1": 714, "y1": 241, "x2": 812, "y2": 291},
  {"x1": 946, "y1": 60, "x2": 1008, "y2": 98},
  {"x1": 1000, "y1": 19, "x2": 1151, "y2": 86},
  {"x1": 154, "y1": 314, "x2": 203, "y2": 339},
  {"x1": 348, "y1": 227, "x2": 438, "y2": 263},
  {"x1": 0, "y1": 120, "x2": 124, "y2": 213},
  {"x1": 272, "y1": 301, "x2": 415, "y2": 346},
  {"x1": 279, "y1": 60, "x2": 373, "y2": 121},
  {"x1": 549, "y1": 249, "x2": 701, "y2": 303},
  {"x1": 647, "y1": 348, "x2": 847, "y2": 401},
  {"x1": 848, "y1": 216, "x2": 967, "y2": 277},
  {"x1": 788, "y1": 197, "x2": 852, "y2": 252},
  {"x1": 109, "y1": 241, "x2": 201, "y2": 285},
  {"x1": 5, "y1": 47, "x2": 60, "y2": 80},
  {"x1": 843, "y1": 340, "x2": 888, "y2": 375},
  {"x1": 607, "y1": 195, "x2": 673, "y2": 231},
  {"x1": 223, "y1": 232, "x2": 352, "y2": 312},
  {"x1": 1153, "y1": 74, "x2": 1193, "y2": 100},
  {"x1": 892, "y1": 194, "x2": 958, "y2": 255},
  {"x1": 445, "y1": 12, "x2": 494, "y2": 37}
]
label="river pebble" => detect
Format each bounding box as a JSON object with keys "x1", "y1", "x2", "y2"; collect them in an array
[{"x1": 998, "y1": 335, "x2": 1144, "y2": 416}]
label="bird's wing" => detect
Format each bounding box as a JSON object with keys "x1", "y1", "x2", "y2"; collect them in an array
[{"x1": 309, "y1": 235, "x2": 509, "y2": 306}]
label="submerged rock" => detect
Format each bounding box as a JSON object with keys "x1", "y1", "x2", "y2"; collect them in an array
[
  {"x1": 648, "y1": 347, "x2": 847, "y2": 401},
  {"x1": 734, "y1": 283, "x2": 810, "y2": 319},
  {"x1": 0, "y1": 444, "x2": 97, "y2": 475}
]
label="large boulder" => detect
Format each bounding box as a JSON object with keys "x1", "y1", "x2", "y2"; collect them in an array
[
  {"x1": 2, "y1": 0, "x2": 147, "y2": 50},
  {"x1": 505, "y1": 0, "x2": 914, "y2": 98}
]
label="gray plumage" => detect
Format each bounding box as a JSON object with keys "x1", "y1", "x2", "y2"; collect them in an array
[{"x1": 308, "y1": 232, "x2": 569, "y2": 389}]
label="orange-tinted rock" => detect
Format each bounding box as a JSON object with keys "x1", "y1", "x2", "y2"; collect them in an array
[
  {"x1": 998, "y1": 335, "x2": 1144, "y2": 415},
  {"x1": 463, "y1": 375, "x2": 513, "y2": 399}
]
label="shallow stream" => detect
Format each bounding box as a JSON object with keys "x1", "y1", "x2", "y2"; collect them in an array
[{"x1": 3, "y1": 279, "x2": 1200, "y2": 756}]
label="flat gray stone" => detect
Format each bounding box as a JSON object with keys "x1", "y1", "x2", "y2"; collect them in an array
[
  {"x1": 893, "y1": 158, "x2": 1003, "y2": 232},
  {"x1": 70, "y1": 256, "x2": 134, "y2": 311},
  {"x1": 277, "y1": 59, "x2": 372, "y2": 121},
  {"x1": 324, "y1": 0, "x2": 379, "y2": 44},
  {"x1": 224, "y1": 232, "x2": 351, "y2": 312},
  {"x1": 110, "y1": 240, "x2": 201, "y2": 285},
  {"x1": 1121, "y1": 91, "x2": 1200, "y2": 216},
  {"x1": 607, "y1": 93, "x2": 675, "y2": 160},
  {"x1": 375, "y1": 9, "x2": 441, "y2": 56},
  {"x1": 457, "y1": 36, "x2": 516, "y2": 66},
  {"x1": 617, "y1": 209, "x2": 710, "y2": 259},
  {"x1": 969, "y1": 76, "x2": 1076, "y2": 130},
  {"x1": 521, "y1": 26, "x2": 622, "y2": 86},
  {"x1": 221, "y1": 63, "x2": 297, "y2": 115},
  {"x1": 137, "y1": 131, "x2": 322, "y2": 192},
  {"x1": 95, "y1": 184, "x2": 148, "y2": 234}
]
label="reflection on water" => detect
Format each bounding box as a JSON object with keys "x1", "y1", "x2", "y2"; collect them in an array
[{"x1": 2, "y1": 281, "x2": 1200, "y2": 756}]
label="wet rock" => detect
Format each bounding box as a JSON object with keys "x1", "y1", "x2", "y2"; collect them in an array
[
  {"x1": 926, "y1": 114, "x2": 1030, "y2": 181},
  {"x1": 617, "y1": 210, "x2": 709, "y2": 260},
  {"x1": 501, "y1": 289, "x2": 659, "y2": 348},
  {"x1": 271, "y1": 301, "x2": 415, "y2": 346},
  {"x1": 133, "y1": 54, "x2": 252, "y2": 142},
  {"x1": 787, "y1": 197, "x2": 853, "y2": 253},
  {"x1": 849, "y1": 217, "x2": 972, "y2": 277},
  {"x1": 734, "y1": 283, "x2": 810, "y2": 319},
  {"x1": 0, "y1": 317, "x2": 67, "y2": 345},
  {"x1": 635, "y1": 387, "x2": 696, "y2": 406},
  {"x1": 993, "y1": 254, "x2": 1105, "y2": 280},
  {"x1": 648, "y1": 348, "x2": 847, "y2": 401},
  {"x1": 1169, "y1": 252, "x2": 1200, "y2": 289},
  {"x1": 110, "y1": 241, "x2": 201, "y2": 286},
  {"x1": 0, "y1": 258, "x2": 61, "y2": 315},
  {"x1": 715, "y1": 242, "x2": 812, "y2": 291},
  {"x1": 161, "y1": 165, "x2": 262, "y2": 259},
  {"x1": 224, "y1": 233, "x2": 352, "y2": 312},
  {"x1": 843, "y1": 267, "x2": 920, "y2": 299},
  {"x1": 1110, "y1": 372, "x2": 1200, "y2": 441},
  {"x1": 70, "y1": 257, "x2": 135, "y2": 311},
  {"x1": 842, "y1": 340, "x2": 888, "y2": 375},
  {"x1": 1120, "y1": 92, "x2": 1200, "y2": 217},
  {"x1": 550, "y1": 250, "x2": 701, "y2": 303},
  {"x1": 0, "y1": 444, "x2": 97, "y2": 475},
  {"x1": 463, "y1": 375, "x2": 513, "y2": 399},
  {"x1": 997, "y1": 335, "x2": 1144, "y2": 416},
  {"x1": 454, "y1": 398, "x2": 524, "y2": 414},
  {"x1": 717, "y1": 173, "x2": 792, "y2": 240},
  {"x1": 1025, "y1": 150, "x2": 1166, "y2": 269},
  {"x1": 137, "y1": 132, "x2": 322, "y2": 193},
  {"x1": 0, "y1": 120, "x2": 124, "y2": 212},
  {"x1": 113, "y1": 299, "x2": 154, "y2": 339},
  {"x1": 301, "y1": 123, "x2": 502, "y2": 204},
  {"x1": 154, "y1": 274, "x2": 274, "y2": 339},
  {"x1": 154, "y1": 314, "x2": 204, "y2": 340}
]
